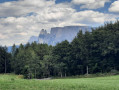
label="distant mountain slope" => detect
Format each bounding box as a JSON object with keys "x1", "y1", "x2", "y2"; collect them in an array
[
  {"x1": 28, "y1": 26, "x2": 92, "y2": 45},
  {"x1": 8, "y1": 46, "x2": 12, "y2": 52},
  {"x1": 7, "y1": 45, "x2": 19, "y2": 52},
  {"x1": 28, "y1": 36, "x2": 38, "y2": 44}
]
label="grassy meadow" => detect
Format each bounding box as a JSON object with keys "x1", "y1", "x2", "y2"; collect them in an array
[{"x1": 0, "y1": 74, "x2": 119, "y2": 90}]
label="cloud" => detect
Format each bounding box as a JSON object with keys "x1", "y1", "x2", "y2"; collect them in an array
[
  {"x1": 0, "y1": 0, "x2": 55, "y2": 17},
  {"x1": 0, "y1": 0, "x2": 117, "y2": 46},
  {"x1": 72, "y1": 0, "x2": 110, "y2": 9},
  {"x1": 72, "y1": 10, "x2": 116, "y2": 25},
  {"x1": 109, "y1": 0, "x2": 119, "y2": 13}
]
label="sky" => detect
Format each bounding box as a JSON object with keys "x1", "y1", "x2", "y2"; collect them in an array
[{"x1": 0, "y1": 0, "x2": 119, "y2": 46}]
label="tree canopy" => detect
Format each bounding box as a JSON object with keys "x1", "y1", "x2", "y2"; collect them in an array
[{"x1": 1, "y1": 21, "x2": 119, "y2": 78}]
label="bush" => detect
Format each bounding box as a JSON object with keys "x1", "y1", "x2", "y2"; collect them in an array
[
  {"x1": 17, "y1": 75, "x2": 24, "y2": 79},
  {"x1": 110, "y1": 69, "x2": 119, "y2": 75}
]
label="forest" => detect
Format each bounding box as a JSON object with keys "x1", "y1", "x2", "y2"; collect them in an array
[{"x1": 0, "y1": 21, "x2": 119, "y2": 79}]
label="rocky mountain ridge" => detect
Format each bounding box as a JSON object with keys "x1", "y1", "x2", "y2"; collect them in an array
[{"x1": 28, "y1": 26, "x2": 92, "y2": 45}]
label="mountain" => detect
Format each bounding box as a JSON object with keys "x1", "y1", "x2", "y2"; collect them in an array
[
  {"x1": 28, "y1": 36, "x2": 38, "y2": 44},
  {"x1": 8, "y1": 46, "x2": 12, "y2": 52},
  {"x1": 28, "y1": 26, "x2": 92, "y2": 45},
  {"x1": 7, "y1": 45, "x2": 19, "y2": 52}
]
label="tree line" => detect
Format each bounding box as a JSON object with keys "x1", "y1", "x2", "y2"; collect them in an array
[{"x1": 1, "y1": 21, "x2": 119, "y2": 78}]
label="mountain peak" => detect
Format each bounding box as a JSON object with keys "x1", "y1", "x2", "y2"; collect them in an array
[
  {"x1": 28, "y1": 25, "x2": 92, "y2": 45},
  {"x1": 40, "y1": 29, "x2": 47, "y2": 35}
]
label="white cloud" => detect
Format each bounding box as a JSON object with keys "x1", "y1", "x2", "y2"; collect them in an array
[
  {"x1": 72, "y1": 10, "x2": 116, "y2": 25},
  {"x1": 0, "y1": 33, "x2": 8, "y2": 39},
  {"x1": 72, "y1": 0, "x2": 110, "y2": 9},
  {"x1": 72, "y1": 0, "x2": 95, "y2": 4},
  {"x1": 109, "y1": 0, "x2": 119, "y2": 13},
  {"x1": 0, "y1": 0, "x2": 117, "y2": 46},
  {"x1": 0, "y1": 0, "x2": 55, "y2": 17}
]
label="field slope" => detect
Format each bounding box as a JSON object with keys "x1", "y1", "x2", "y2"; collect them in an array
[{"x1": 0, "y1": 74, "x2": 119, "y2": 90}]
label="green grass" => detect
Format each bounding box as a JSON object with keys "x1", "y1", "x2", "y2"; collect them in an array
[{"x1": 0, "y1": 74, "x2": 119, "y2": 90}]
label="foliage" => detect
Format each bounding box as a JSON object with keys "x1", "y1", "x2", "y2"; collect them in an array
[{"x1": 1, "y1": 21, "x2": 119, "y2": 78}]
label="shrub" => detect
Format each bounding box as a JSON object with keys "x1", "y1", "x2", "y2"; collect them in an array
[
  {"x1": 17, "y1": 75, "x2": 24, "y2": 79},
  {"x1": 110, "y1": 69, "x2": 119, "y2": 75}
]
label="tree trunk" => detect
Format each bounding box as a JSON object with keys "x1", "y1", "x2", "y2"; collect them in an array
[
  {"x1": 5, "y1": 56, "x2": 7, "y2": 73},
  {"x1": 35, "y1": 69, "x2": 36, "y2": 79},
  {"x1": 61, "y1": 72, "x2": 63, "y2": 78},
  {"x1": 86, "y1": 65, "x2": 89, "y2": 75},
  {"x1": 65, "y1": 71, "x2": 66, "y2": 77}
]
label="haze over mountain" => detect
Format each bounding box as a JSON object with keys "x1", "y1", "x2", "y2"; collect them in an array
[{"x1": 28, "y1": 26, "x2": 92, "y2": 45}]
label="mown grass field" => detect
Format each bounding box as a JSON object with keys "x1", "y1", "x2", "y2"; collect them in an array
[{"x1": 0, "y1": 74, "x2": 119, "y2": 90}]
